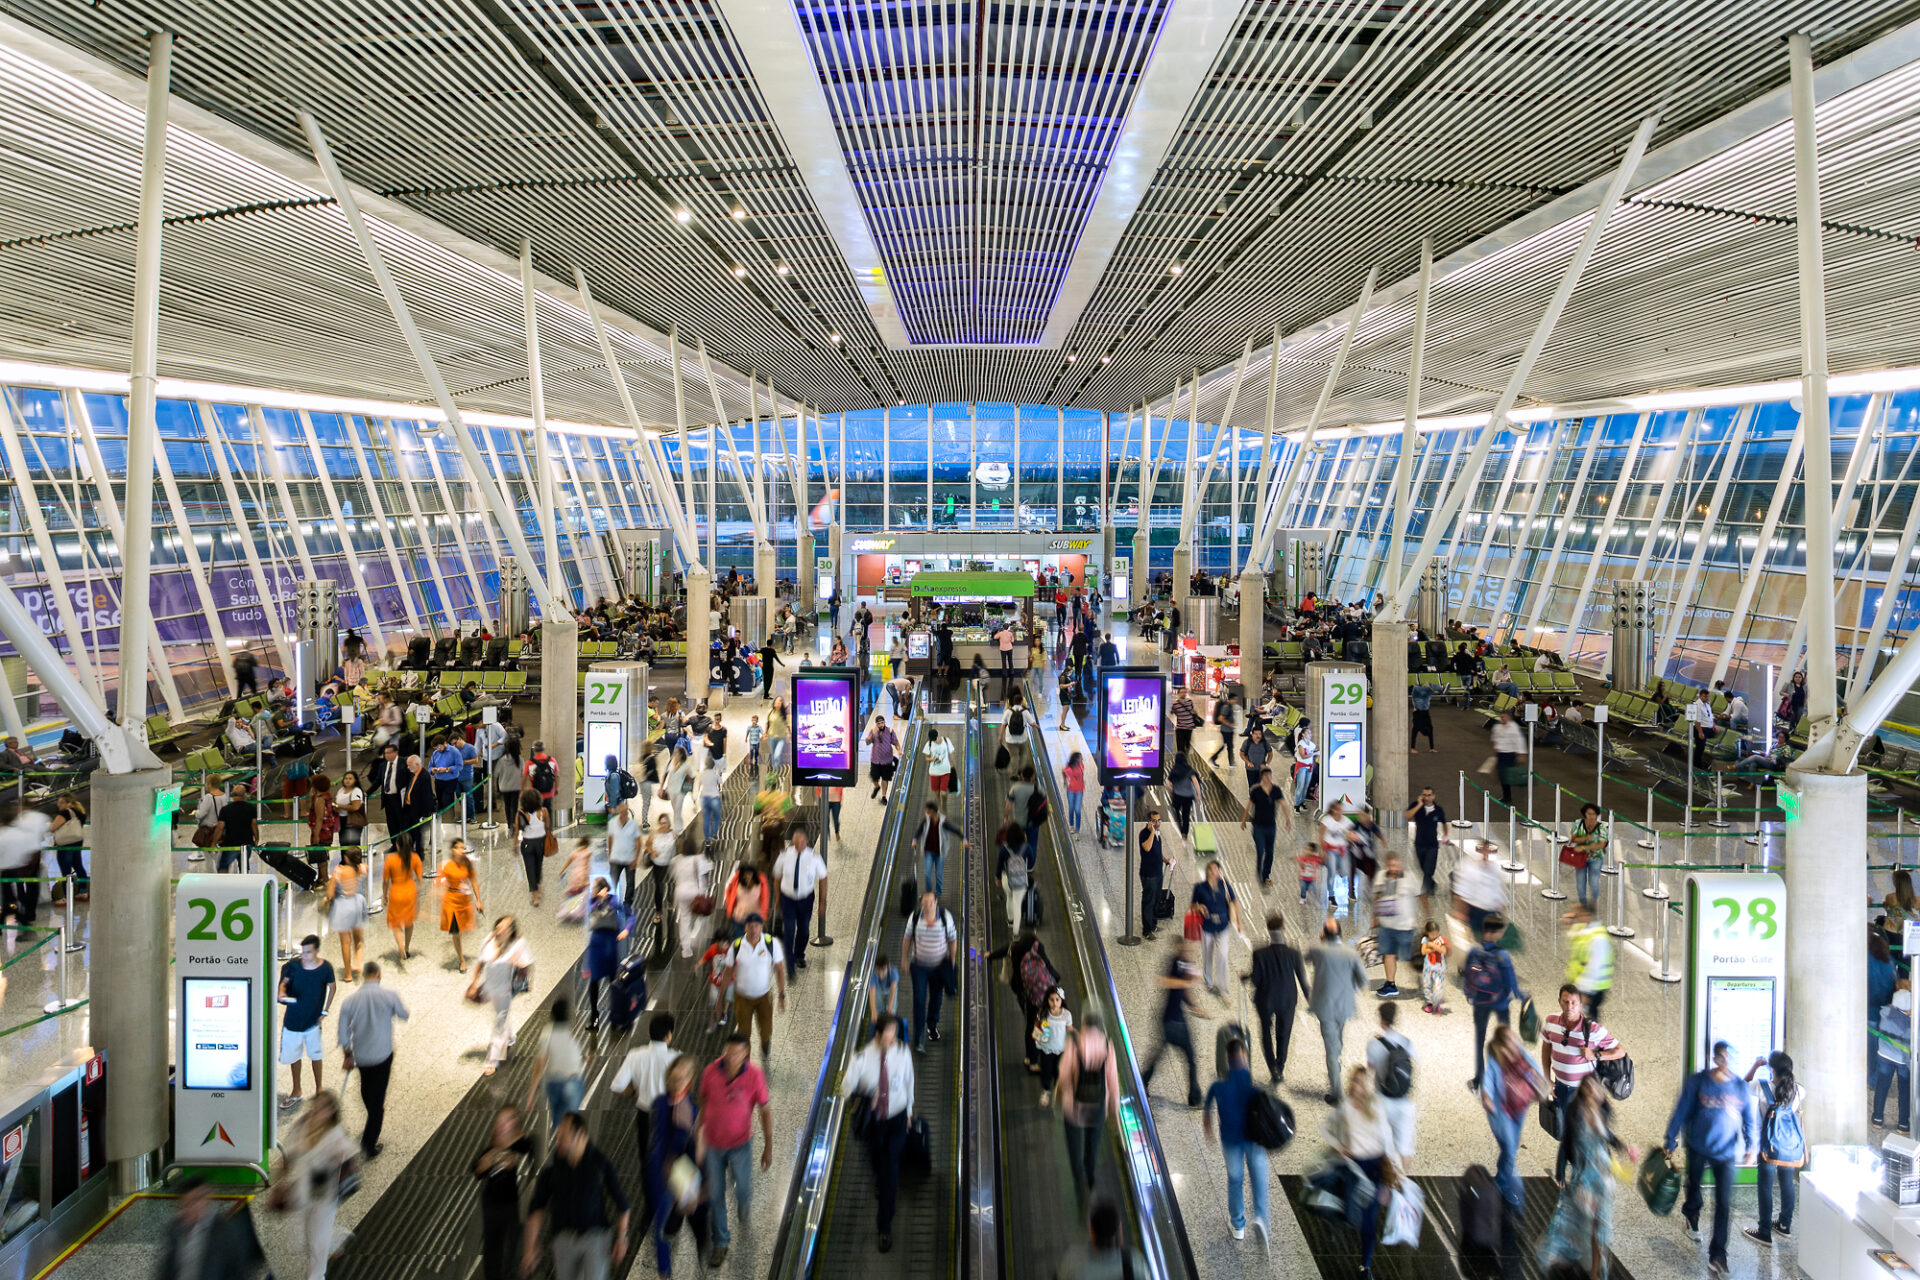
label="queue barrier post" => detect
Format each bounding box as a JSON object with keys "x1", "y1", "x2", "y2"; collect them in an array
[
  {"x1": 277, "y1": 882, "x2": 296, "y2": 960},
  {"x1": 1606, "y1": 847, "x2": 1636, "y2": 939},
  {"x1": 1642, "y1": 831, "x2": 1671, "y2": 901},
  {"x1": 1480, "y1": 790, "x2": 1490, "y2": 847},
  {"x1": 1452, "y1": 772, "x2": 1473, "y2": 829},
  {"x1": 1651, "y1": 901, "x2": 1683, "y2": 984},
  {"x1": 44, "y1": 906, "x2": 82, "y2": 1015},
  {"x1": 1500, "y1": 807, "x2": 1525, "y2": 875},
  {"x1": 1708, "y1": 765, "x2": 1731, "y2": 829},
  {"x1": 1541, "y1": 826, "x2": 1567, "y2": 901},
  {"x1": 1637, "y1": 788, "x2": 1656, "y2": 850},
  {"x1": 1552, "y1": 784, "x2": 1565, "y2": 844},
  {"x1": 1746, "y1": 779, "x2": 1764, "y2": 848},
  {"x1": 62, "y1": 875, "x2": 83, "y2": 953}
]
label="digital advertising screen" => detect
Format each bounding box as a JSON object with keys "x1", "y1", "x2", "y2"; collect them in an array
[
  {"x1": 585, "y1": 721, "x2": 624, "y2": 777},
  {"x1": 1325, "y1": 722, "x2": 1364, "y2": 779},
  {"x1": 791, "y1": 669, "x2": 858, "y2": 787},
  {"x1": 182, "y1": 977, "x2": 253, "y2": 1090},
  {"x1": 907, "y1": 630, "x2": 931, "y2": 660},
  {"x1": 1100, "y1": 671, "x2": 1165, "y2": 786}
]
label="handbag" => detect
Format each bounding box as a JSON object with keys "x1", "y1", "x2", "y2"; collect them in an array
[
  {"x1": 1594, "y1": 1047, "x2": 1635, "y2": 1100},
  {"x1": 543, "y1": 831, "x2": 559, "y2": 859},
  {"x1": 1637, "y1": 1148, "x2": 1682, "y2": 1216},
  {"x1": 994, "y1": 743, "x2": 1011, "y2": 770},
  {"x1": 192, "y1": 825, "x2": 216, "y2": 849},
  {"x1": 1539, "y1": 1097, "x2": 1563, "y2": 1141},
  {"x1": 846, "y1": 1093, "x2": 873, "y2": 1140},
  {"x1": 1519, "y1": 997, "x2": 1540, "y2": 1043},
  {"x1": 1183, "y1": 907, "x2": 1205, "y2": 942},
  {"x1": 1558, "y1": 843, "x2": 1588, "y2": 869},
  {"x1": 1382, "y1": 1181, "x2": 1426, "y2": 1248}
]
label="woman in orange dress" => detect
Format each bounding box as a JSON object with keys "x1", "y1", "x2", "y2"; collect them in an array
[
  {"x1": 437, "y1": 839, "x2": 484, "y2": 969},
  {"x1": 384, "y1": 842, "x2": 424, "y2": 963}
]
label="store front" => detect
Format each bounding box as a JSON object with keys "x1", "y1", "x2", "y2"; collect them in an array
[{"x1": 845, "y1": 532, "x2": 1099, "y2": 601}]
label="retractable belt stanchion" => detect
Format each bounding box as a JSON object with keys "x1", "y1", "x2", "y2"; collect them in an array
[
  {"x1": 1542, "y1": 819, "x2": 1567, "y2": 901},
  {"x1": 481, "y1": 752, "x2": 499, "y2": 831},
  {"x1": 1642, "y1": 831, "x2": 1670, "y2": 901},
  {"x1": 814, "y1": 784, "x2": 833, "y2": 948},
  {"x1": 277, "y1": 882, "x2": 296, "y2": 960},
  {"x1": 1606, "y1": 836, "x2": 1636, "y2": 940},
  {"x1": 1453, "y1": 771, "x2": 1473, "y2": 829},
  {"x1": 61, "y1": 874, "x2": 84, "y2": 953},
  {"x1": 1501, "y1": 807, "x2": 1525, "y2": 875},
  {"x1": 1746, "y1": 778, "x2": 1764, "y2": 848},
  {"x1": 44, "y1": 893, "x2": 82, "y2": 1015},
  {"x1": 1651, "y1": 901, "x2": 1684, "y2": 983},
  {"x1": 1637, "y1": 789, "x2": 1656, "y2": 850},
  {"x1": 1709, "y1": 765, "x2": 1731, "y2": 829}
]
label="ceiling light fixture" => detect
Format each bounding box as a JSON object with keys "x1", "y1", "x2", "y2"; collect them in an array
[
  {"x1": 730, "y1": 206, "x2": 747, "y2": 220},
  {"x1": 828, "y1": 332, "x2": 841, "y2": 343},
  {"x1": 1169, "y1": 263, "x2": 1184, "y2": 275},
  {"x1": 776, "y1": 263, "x2": 790, "y2": 276},
  {"x1": 1100, "y1": 355, "x2": 1110, "y2": 364},
  {"x1": 1067, "y1": 352, "x2": 1078, "y2": 363},
  {"x1": 731, "y1": 264, "x2": 747, "y2": 278},
  {"x1": 674, "y1": 207, "x2": 692, "y2": 224}
]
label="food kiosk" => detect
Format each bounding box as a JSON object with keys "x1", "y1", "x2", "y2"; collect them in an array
[{"x1": 904, "y1": 571, "x2": 1037, "y2": 676}]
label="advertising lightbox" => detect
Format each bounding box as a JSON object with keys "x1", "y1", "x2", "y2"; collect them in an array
[
  {"x1": 1099, "y1": 669, "x2": 1166, "y2": 786},
  {"x1": 792, "y1": 668, "x2": 859, "y2": 787}
]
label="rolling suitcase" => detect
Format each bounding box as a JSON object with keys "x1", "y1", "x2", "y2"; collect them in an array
[
  {"x1": 1215, "y1": 982, "x2": 1252, "y2": 1079},
  {"x1": 258, "y1": 843, "x2": 319, "y2": 891},
  {"x1": 608, "y1": 954, "x2": 648, "y2": 1033},
  {"x1": 1458, "y1": 1163, "x2": 1503, "y2": 1256}
]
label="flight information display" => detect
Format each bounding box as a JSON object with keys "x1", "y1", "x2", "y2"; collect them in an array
[{"x1": 182, "y1": 977, "x2": 253, "y2": 1090}]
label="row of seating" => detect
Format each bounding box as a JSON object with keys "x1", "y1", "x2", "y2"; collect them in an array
[{"x1": 359, "y1": 668, "x2": 529, "y2": 696}]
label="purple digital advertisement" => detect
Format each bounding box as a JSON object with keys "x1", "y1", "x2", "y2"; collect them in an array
[
  {"x1": 1101, "y1": 673, "x2": 1164, "y2": 782},
  {"x1": 791, "y1": 672, "x2": 857, "y2": 785}
]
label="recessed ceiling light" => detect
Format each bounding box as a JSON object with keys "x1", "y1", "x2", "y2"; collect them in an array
[
  {"x1": 674, "y1": 207, "x2": 692, "y2": 224},
  {"x1": 828, "y1": 332, "x2": 841, "y2": 343},
  {"x1": 1169, "y1": 263, "x2": 1184, "y2": 275},
  {"x1": 731, "y1": 264, "x2": 746, "y2": 278},
  {"x1": 730, "y1": 206, "x2": 747, "y2": 220},
  {"x1": 897, "y1": 399, "x2": 905, "y2": 406},
  {"x1": 776, "y1": 263, "x2": 790, "y2": 276},
  {"x1": 1100, "y1": 355, "x2": 1110, "y2": 364},
  {"x1": 1067, "y1": 352, "x2": 1078, "y2": 363}
]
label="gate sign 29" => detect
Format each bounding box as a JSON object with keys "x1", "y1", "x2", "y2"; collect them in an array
[{"x1": 1318, "y1": 668, "x2": 1368, "y2": 809}]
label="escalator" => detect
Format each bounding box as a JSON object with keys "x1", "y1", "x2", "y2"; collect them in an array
[
  {"x1": 983, "y1": 680, "x2": 1198, "y2": 1280},
  {"x1": 768, "y1": 694, "x2": 969, "y2": 1276}
]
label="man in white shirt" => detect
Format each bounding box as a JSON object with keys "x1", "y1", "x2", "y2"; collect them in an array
[
  {"x1": 771, "y1": 829, "x2": 829, "y2": 978},
  {"x1": 1489, "y1": 711, "x2": 1526, "y2": 805},
  {"x1": 606, "y1": 800, "x2": 641, "y2": 903},
  {"x1": 902, "y1": 892, "x2": 958, "y2": 1052},
  {"x1": 840, "y1": 1014, "x2": 915, "y2": 1252},
  {"x1": 1365, "y1": 1002, "x2": 1417, "y2": 1159},
  {"x1": 1725, "y1": 692, "x2": 1749, "y2": 729},
  {"x1": 613, "y1": 1012, "x2": 681, "y2": 1226},
  {"x1": 725, "y1": 915, "x2": 786, "y2": 1064},
  {"x1": 475, "y1": 718, "x2": 507, "y2": 765},
  {"x1": 1685, "y1": 687, "x2": 1716, "y2": 748},
  {"x1": 0, "y1": 805, "x2": 50, "y2": 925}
]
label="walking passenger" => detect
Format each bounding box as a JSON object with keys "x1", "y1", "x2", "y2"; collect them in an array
[
  {"x1": 1664, "y1": 1040, "x2": 1756, "y2": 1277},
  {"x1": 697, "y1": 1033, "x2": 773, "y2": 1268},
  {"x1": 1541, "y1": 1075, "x2": 1634, "y2": 1280},
  {"x1": 1480, "y1": 1025, "x2": 1544, "y2": 1214},
  {"x1": 1140, "y1": 939, "x2": 1207, "y2": 1108},
  {"x1": 1246, "y1": 914, "x2": 1309, "y2": 1084},
  {"x1": 522, "y1": 1111, "x2": 631, "y2": 1280},
  {"x1": 1055, "y1": 1014, "x2": 1121, "y2": 1189},
  {"x1": 1308, "y1": 918, "x2": 1367, "y2": 1107},
  {"x1": 1744, "y1": 1051, "x2": 1804, "y2": 1249},
  {"x1": 841, "y1": 1014, "x2": 914, "y2": 1252},
  {"x1": 1325, "y1": 1066, "x2": 1398, "y2": 1276},
  {"x1": 1190, "y1": 858, "x2": 1242, "y2": 996},
  {"x1": 1204, "y1": 1038, "x2": 1271, "y2": 1252},
  {"x1": 903, "y1": 892, "x2": 958, "y2": 1052},
  {"x1": 1463, "y1": 914, "x2": 1524, "y2": 1091},
  {"x1": 335, "y1": 960, "x2": 407, "y2": 1159}
]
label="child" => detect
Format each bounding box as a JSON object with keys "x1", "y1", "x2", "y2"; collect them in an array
[
  {"x1": 699, "y1": 937, "x2": 734, "y2": 1031},
  {"x1": 1419, "y1": 919, "x2": 1450, "y2": 1014},
  {"x1": 868, "y1": 952, "x2": 899, "y2": 1035},
  {"x1": 1031, "y1": 985, "x2": 1073, "y2": 1106},
  {"x1": 1297, "y1": 840, "x2": 1325, "y2": 911},
  {"x1": 745, "y1": 715, "x2": 764, "y2": 772}
]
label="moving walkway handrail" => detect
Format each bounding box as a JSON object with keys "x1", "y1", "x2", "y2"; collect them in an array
[
  {"x1": 767, "y1": 694, "x2": 928, "y2": 1280},
  {"x1": 962, "y1": 689, "x2": 1000, "y2": 1280},
  {"x1": 1023, "y1": 679, "x2": 1199, "y2": 1280}
]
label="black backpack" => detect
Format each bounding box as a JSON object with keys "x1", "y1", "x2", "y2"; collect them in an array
[
  {"x1": 1028, "y1": 788, "x2": 1050, "y2": 828},
  {"x1": 1008, "y1": 708, "x2": 1025, "y2": 735},
  {"x1": 1376, "y1": 1035, "x2": 1414, "y2": 1099},
  {"x1": 610, "y1": 769, "x2": 636, "y2": 803},
  {"x1": 897, "y1": 877, "x2": 918, "y2": 918},
  {"x1": 529, "y1": 758, "x2": 556, "y2": 794}
]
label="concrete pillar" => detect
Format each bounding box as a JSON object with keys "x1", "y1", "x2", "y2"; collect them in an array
[
  {"x1": 1101, "y1": 525, "x2": 1116, "y2": 597},
  {"x1": 686, "y1": 569, "x2": 712, "y2": 704},
  {"x1": 1237, "y1": 569, "x2": 1266, "y2": 694},
  {"x1": 1372, "y1": 620, "x2": 1410, "y2": 848},
  {"x1": 798, "y1": 531, "x2": 815, "y2": 614},
  {"x1": 1171, "y1": 545, "x2": 1192, "y2": 620},
  {"x1": 754, "y1": 540, "x2": 777, "y2": 602},
  {"x1": 1132, "y1": 531, "x2": 1149, "y2": 612},
  {"x1": 1785, "y1": 764, "x2": 1870, "y2": 1146},
  {"x1": 828, "y1": 524, "x2": 844, "y2": 610},
  {"x1": 94, "y1": 760, "x2": 173, "y2": 1190},
  {"x1": 539, "y1": 620, "x2": 578, "y2": 824}
]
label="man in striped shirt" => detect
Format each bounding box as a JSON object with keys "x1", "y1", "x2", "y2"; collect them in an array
[
  {"x1": 1540, "y1": 984, "x2": 1627, "y2": 1183},
  {"x1": 1171, "y1": 688, "x2": 1199, "y2": 756}
]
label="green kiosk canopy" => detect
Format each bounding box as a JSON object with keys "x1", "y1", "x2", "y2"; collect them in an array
[{"x1": 908, "y1": 571, "x2": 1037, "y2": 601}]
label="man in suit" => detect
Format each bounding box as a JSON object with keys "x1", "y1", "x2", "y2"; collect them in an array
[
  {"x1": 1245, "y1": 913, "x2": 1311, "y2": 1085},
  {"x1": 156, "y1": 1175, "x2": 264, "y2": 1279},
  {"x1": 377, "y1": 741, "x2": 407, "y2": 836}
]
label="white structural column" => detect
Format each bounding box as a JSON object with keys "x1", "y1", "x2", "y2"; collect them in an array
[
  {"x1": 200, "y1": 404, "x2": 296, "y2": 673},
  {"x1": 0, "y1": 395, "x2": 104, "y2": 701},
  {"x1": 1519, "y1": 418, "x2": 1602, "y2": 641},
  {"x1": 118, "y1": 29, "x2": 170, "y2": 733},
  {"x1": 341, "y1": 419, "x2": 429, "y2": 634},
  {"x1": 1248, "y1": 266, "x2": 1380, "y2": 570},
  {"x1": 294, "y1": 411, "x2": 389, "y2": 655},
  {"x1": 1392, "y1": 115, "x2": 1657, "y2": 618},
  {"x1": 300, "y1": 111, "x2": 565, "y2": 625},
  {"x1": 417, "y1": 430, "x2": 494, "y2": 626},
  {"x1": 148, "y1": 405, "x2": 238, "y2": 691},
  {"x1": 1711, "y1": 429, "x2": 1806, "y2": 684},
  {"x1": 1654, "y1": 407, "x2": 1754, "y2": 673},
  {"x1": 1791, "y1": 32, "x2": 1840, "y2": 733},
  {"x1": 1383, "y1": 238, "x2": 1433, "y2": 609},
  {"x1": 520, "y1": 240, "x2": 563, "y2": 608},
  {"x1": 68, "y1": 398, "x2": 186, "y2": 720}
]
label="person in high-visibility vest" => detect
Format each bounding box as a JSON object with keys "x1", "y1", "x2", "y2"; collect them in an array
[{"x1": 1565, "y1": 903, "x2": 1615, "y2": 1021}]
